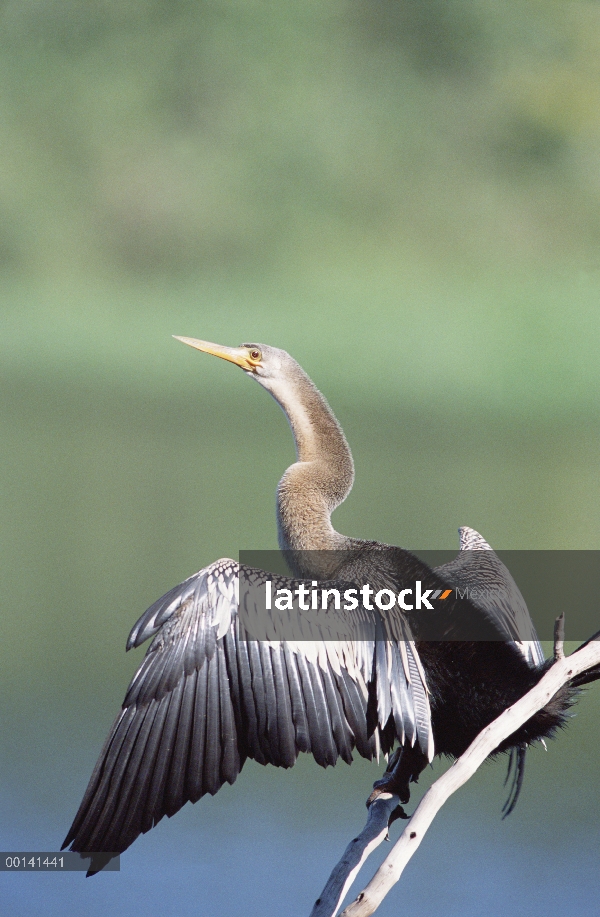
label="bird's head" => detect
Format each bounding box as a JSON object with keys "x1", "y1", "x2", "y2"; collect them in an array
[
  {"x1": 173, "y1": 334, "x2": 354, "y2": 520},
  {"x1": 173, "y1": 336, "x2": 296, "y2": 395}
]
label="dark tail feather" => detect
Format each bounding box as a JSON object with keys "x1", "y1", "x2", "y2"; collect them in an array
[
  {"x1": 569, "y1": 632, "x2": 600, "y2": 688},
  {"x1": 502, "y1": 744, "x2": 526, "y2": 818},
  {"x1": 500, "y1": 636, "x2": 600, "y2": 815},
  {"x1": 571, "y1": 665, "x2": 600, "y2": 688}
]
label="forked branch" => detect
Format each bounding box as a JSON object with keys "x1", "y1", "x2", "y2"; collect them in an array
[{"x1": 311, "y1": 630, "x2": 600, "y2": 917}]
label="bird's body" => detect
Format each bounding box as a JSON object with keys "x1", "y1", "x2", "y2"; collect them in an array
[{"x1": 63, "y1": 340, "x2": 593, "y2": 873}]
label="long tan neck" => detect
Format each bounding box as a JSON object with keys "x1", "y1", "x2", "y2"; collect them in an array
[{"x1": 272, "y1": 367, "x2": 354, "y2": 553}]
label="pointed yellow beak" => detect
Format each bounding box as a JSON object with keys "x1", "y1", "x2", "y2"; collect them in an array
[{"x1": 173, "y1": 336, "x2": 256, "y2": 371}]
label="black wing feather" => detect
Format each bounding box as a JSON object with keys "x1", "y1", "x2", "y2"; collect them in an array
[
  {"x1": 268, "y1": 644, "x2": 297, "y2": 767},
  {"x1": 202, "y1": 644, "x2": 222, "y2": 796},
  {"x1": 320, "y1": 663, "x2": 354, "y2": 765},
  {"x1": 187, "y1": 659, "x2": 208, "y2": 803},
  {"x1": 165, "y1": 670, "x2": 197, "y2": 817},
  {"x1": 281, "y1": 643, "x2": 311, "y2": 753},
  {"x1": 246, "y1": 639, "x2": 270, "y2": 762},
  {"x1": 335, "y1": 667, "x2": 374, "y2": 759},
  {"x1": 63, "y1": 558, "x2": 431, "y2": 869},
  {"x1": 229, "y1": 635, "x2": 264, "y2": 763}
]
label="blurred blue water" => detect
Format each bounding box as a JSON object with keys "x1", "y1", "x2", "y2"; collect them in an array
[{"x1": 1, "y1": 734, "x2": 598, "y2": 917}]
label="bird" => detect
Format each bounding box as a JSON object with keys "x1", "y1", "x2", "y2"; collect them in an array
[{"x1": 62, "y1": 339, "x2": 598, "y2": 874}]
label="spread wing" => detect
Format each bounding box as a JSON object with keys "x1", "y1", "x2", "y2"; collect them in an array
[
  {"x1": 434, "y1": 526, "x2": 544, "y2": 668},
  {"x1": 62, "y1": 559, "x2": 431, "y2": 872},
  {"x1": 434, "y1": 526, "x2": 544, "y2": 816}
]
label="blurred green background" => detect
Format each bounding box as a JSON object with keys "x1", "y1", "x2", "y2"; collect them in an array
[{"x1": 2, "y1": 2, "x2": 600, "y2": 915}]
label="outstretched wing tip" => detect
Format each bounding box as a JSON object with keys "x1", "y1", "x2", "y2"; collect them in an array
[{"x1": 458, "y1": 525, "x2": 492, "y2": 551}]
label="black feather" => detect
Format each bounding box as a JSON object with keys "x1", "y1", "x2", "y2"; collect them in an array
[{"x1": 281, "y1": 643, "x2": 311, "y2": 753}]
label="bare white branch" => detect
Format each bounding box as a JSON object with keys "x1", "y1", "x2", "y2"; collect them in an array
[
  {"x1": 554, "y1": 613, "x2": 565, "y2": 661},
  {"x1": 309, "y1": 793, "x2": 400, "y2": 917},
  {"x1": 311, "y1": 639, "x2": 600, "y2": 917}
]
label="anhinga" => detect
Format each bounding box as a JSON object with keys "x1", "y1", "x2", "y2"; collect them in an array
[{"x1": 63, "y1": 339, "x2": 597, "y2": 874}]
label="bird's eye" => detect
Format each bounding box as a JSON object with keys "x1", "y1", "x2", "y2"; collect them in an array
[{"x1": 249, "y1": 349, "x2": 261, "y2": 361}]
